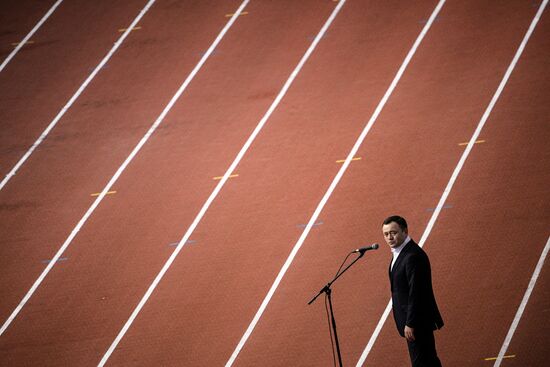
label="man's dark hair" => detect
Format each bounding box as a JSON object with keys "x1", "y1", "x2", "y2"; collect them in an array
[{"x1": 383, "y1": 215, "x2": 408, "y2": 231}]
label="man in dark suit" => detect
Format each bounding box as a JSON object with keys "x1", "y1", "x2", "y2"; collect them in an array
[{"x1": 383, "y1": 215, "x2": 444, "y2": 367}]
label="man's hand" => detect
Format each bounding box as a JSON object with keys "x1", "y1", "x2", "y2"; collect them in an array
[{"x1": 404, "y1": 325, "x2": 415, "y2": 342}]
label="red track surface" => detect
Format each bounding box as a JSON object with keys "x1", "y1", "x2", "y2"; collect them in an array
[{"x1": 1, "y1": 1, "x2": 548, "y2": 366}]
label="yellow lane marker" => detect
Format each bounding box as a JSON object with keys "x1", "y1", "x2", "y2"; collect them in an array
[
  {"x1": 484, "y1": 355, "x2": 516, "y2": 361},
  {"x1": 90, "y1": 191, "x2": 117, "y2": 197},
  {"x1": 213, "y1": 174, "x2": 239, "y2": 180},
  {"x1": 336, "y1": 157, "x2": 362, "y2": 163},
  {"x1": 118, "y1": 26, "x2": 142, "y2": 32},
  {"x1": 458, "y1": 139, "x2": 486, "y2": 146},
  {"x1": 225, "y1": 11, "x2": 248, "y2": 17},
  {"x1": 11, "y1": 40, "x2": 35, "y2": 47}
]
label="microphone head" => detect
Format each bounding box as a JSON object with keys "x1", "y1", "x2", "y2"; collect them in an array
[{"x1": 353, "y1": 244, "x2": 380, "y2": 253}]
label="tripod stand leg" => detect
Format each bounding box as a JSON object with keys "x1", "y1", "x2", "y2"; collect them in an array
[{"x1": 326, "y1": 288, "x2": 343, "y2": 367}]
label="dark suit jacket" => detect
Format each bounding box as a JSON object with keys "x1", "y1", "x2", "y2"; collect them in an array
[{"x1": 389, "y1": 240, "x2": 444, "y2": 337}]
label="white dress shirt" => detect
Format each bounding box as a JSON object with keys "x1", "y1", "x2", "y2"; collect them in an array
[{"x1": 390, "y1": 236, "x2": 411, "y2": 271}]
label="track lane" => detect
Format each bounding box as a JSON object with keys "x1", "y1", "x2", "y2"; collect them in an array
[
  {"x1": 496, "y1": 237, "x2": 550, "y2": 367},
  {"x1": 500, "y1": 238, "x2": 550, "y2": 367},
  {"x1": 489, "y1": 9, "x2": 550, "y2": 366},
  {"x1": 0, "y1": 0, "x2": 147, "y2": 178},
  {"x1": 0, "y1": 0, "x2": 63, "y2": 73},
  {"x1": 0, "y1": 1, "x2": 337, "y2": 365},
  {"x1": 220, "y1": 1, "x2": 545, "y2": 366},
  {"x1": 0, "y1": 0, "x2": 59, "y2": 64}
]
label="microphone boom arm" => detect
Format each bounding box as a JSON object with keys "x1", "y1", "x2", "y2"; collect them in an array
[{"x1": 308, "y1": 251, "x2": 364, "y2": 305}]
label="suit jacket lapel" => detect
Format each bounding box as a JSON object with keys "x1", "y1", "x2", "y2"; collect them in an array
[
  {"x1": 391, "y1": 240, "x2": 414, "y2": 276},
  {"x1": 389, "y1": 256, "x2": 394, "y2": 290}
]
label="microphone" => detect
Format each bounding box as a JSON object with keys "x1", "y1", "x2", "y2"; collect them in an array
[{"x1": 353, "y1": 243, "x2": 379, "y2": 254}]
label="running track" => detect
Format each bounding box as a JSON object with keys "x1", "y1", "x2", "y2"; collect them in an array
[{"x1": 0, "y1": 1, "x2": 548, "y2": 366}]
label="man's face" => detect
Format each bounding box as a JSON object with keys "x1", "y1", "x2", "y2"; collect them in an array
[{"x1": 382, "y1": 222, "x2": 408, "y2": 249}]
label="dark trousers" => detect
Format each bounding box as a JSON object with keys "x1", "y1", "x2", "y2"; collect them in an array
[{"x1": 406, "y1": 328, "x2": 442, "y2": 367}]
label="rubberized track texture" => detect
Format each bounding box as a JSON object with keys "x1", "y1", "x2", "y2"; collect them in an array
[{"x1": 0, "y1": 0, "x2": 548, "y2": 366}]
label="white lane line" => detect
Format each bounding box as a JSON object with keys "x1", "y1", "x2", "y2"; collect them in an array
[
  {"x1": 0, "y1": 0, "x2": 244, "y2": 337},
  {"x1": 100, "y1": 1, "x2": 346, "y2": 365},
  {"x1": 0, "y1": 0, "x2": 64, "y2": 73},
  {"x1": 225, "y1": 1, "x2": 445, "y2": 366},
  {"x1": 0, "y1": 0, "x2": 155, "y2": 192},
  {"x1": 356, "y1": 2, "x2": 548, "y2": 365},
  {"x1": 494, "y1": 236, "x2": 550, "y2": 367}
]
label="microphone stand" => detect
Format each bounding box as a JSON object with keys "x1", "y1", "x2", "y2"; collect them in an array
[{"x1": 308, "y1": 251, "x2": 366, "y2": 367}]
